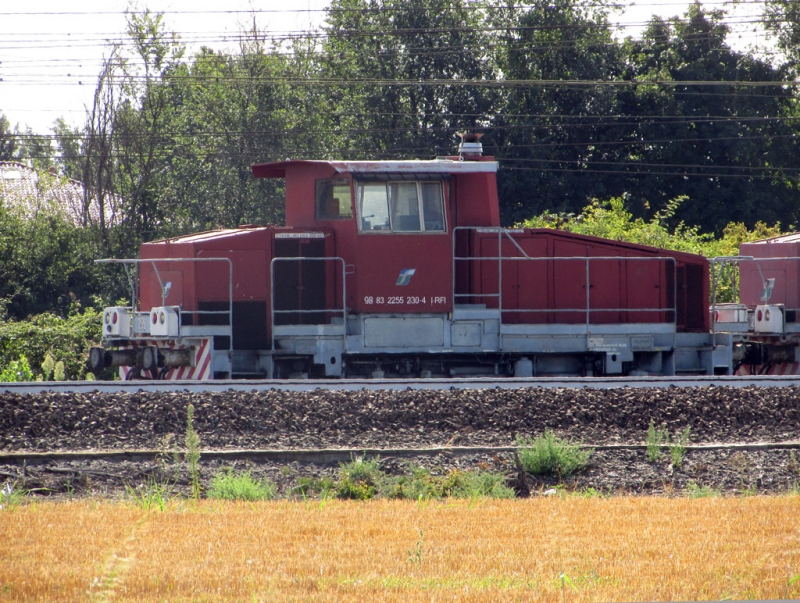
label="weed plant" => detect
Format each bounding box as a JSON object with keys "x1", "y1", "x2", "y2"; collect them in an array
[
  {"x1": 292, "y1": 476, "x2": 335, "y2": 499},
  {"x1": 516, "y1": 431, "x2": 593, "y2": 478},
  {"x1": 670, "y1": 426, "x2": 691, "y2": 467},
  {"x1": 0, "y1": 482, "x2": 26, "y2": 509},
  {"x1": 207, "y1": 470, "x2": 276, "y2": 501},
  {"x1": 407, "y1": 528, "x2": 424, "y2": 564},
  {"x1": 645, "y1": 423, "x2": 690, "y2": 466},
  {"x1": 646, "y1": 420, "x2": 669, "y2": 462},
  {"x1": 125, "y1": 478, "x2": 174, "y2": 511},
  {"x1": 184, "y1": 404, "x2": 201, "y2": 499}
]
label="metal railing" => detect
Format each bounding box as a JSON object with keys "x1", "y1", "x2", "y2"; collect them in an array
[
  {"x1": 709, "y1": 255, "x2": 800, "y2": 336},
  {"x1": 270, "y1": 256, "x2": 348, "y2": 350},
  {"x1": 95, "y1": 257, "x2": 233, "y2": 355},
  {"x1": 452, "y1": 226, "x2": 678, "y2": 327}
]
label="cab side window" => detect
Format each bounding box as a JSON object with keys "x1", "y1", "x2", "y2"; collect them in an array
[
  {"x1": 357, "y1": 180, "x2": 445, "y2": 233},
  {"x1": 315, "y1": 179, "x2": 353, "y2": 220}
]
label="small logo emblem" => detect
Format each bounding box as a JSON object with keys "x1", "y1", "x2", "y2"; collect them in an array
[{"x1": 396, "y1": 268, "x2": 416, "y2": 286}]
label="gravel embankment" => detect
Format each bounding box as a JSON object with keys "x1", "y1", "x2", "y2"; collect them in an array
[{"x1": 1, "y1": 386, "x2": 799, "y2": 497}]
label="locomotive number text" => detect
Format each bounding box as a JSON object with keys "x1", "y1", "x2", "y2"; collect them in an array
[{"x1": 363, "y1": 295, "x2": 447, "y2": 305}]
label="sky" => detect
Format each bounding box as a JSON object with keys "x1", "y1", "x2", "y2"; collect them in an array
[{"x1": 0, "y1": 0, "x2": 774, "y2": 135}]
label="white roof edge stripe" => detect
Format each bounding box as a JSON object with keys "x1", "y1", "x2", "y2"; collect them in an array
[{"x1": 328, "y1": 160, "x2": 498, "y2": 174}]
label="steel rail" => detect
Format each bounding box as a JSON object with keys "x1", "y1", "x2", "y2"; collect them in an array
[
  {"x1": 2, "y1": 374, "x2": 800, "y2": 395},
  {"x1": 2, "y1": 441, "x2": 799, "y2": 466}
]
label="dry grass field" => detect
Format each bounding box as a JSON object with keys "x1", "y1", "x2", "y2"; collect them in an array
[{"x1": 1, "y1": 496, "x2": 799, "y2": 602}]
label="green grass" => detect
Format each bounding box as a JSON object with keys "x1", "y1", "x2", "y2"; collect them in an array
[
  {"x1": 516, "y1": 431, "x2": 593, "y2": 478},
  {"x1": 207, "y1": 470, "x2": 277, "y2": 501},
  {"x1": 687, "y1": 481, "x2": 721, "y2": 498}
]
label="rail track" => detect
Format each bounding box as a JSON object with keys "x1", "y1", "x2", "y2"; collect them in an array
[
  {"x1": 2, "y1": 441, "x2": 800, "y2": 466},
  {"x1": 3, "y1": 374, "x2": 800, "y2": 394}
]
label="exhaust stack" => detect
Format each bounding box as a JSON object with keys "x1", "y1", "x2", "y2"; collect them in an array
[{"x1": 457, "y1": 132, "x2": 484, "y2": 157}]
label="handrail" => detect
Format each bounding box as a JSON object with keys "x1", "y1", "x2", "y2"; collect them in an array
[
  {"x1": 452, "y1": 226, "x2": 678, "y2": 328},
  {"x1": 94, "y1": 256, "x2": 234, "y2": 360},
  {"x1": 709, "y1": 255, "x2": 800, "y2": 338}
]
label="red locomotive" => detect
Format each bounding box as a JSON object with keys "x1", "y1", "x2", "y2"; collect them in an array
[{"x1": 88, "y1": 137, "x2": 799, "y2": 379}]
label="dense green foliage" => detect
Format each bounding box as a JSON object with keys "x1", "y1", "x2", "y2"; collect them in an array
[
  {"x1": 518, "y1": 197, "x2": 786, "y2": 301},
  {"x1": 0, "y1": 197, "x2": 106, "y2": 319},
  {"x1": 0, "y1": 308, "x2": 103, "y2": 381},
  {"x1": 518, "y1": 197, "x2": 785, "y2": 257}
]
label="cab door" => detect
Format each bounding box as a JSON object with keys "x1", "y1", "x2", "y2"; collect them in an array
[{"x1": 354, "y1": 179, "x2": 451, "y2": 314}]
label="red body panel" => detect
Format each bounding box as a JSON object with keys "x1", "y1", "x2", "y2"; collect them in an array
[
  {"x1": 353, "y1": 234, "x2": 452, "y2": 313},
  {"x1": 466, "y1": 229, "x2": 709, "y2": 331}
]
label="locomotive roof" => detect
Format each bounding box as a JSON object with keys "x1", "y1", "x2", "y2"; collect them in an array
[
  {"x1": 251, "y1": 159, "x2": 498, "y2": 178},
  {"x1": 740, "y1": 232, "x2": 800, "y2": 244}
]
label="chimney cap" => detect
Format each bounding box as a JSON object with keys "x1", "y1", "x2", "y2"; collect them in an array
[
  {"x1": 457, "y1": 132, "x2": 484, "y2": 143},
  {"x1": 457, "y1": 132, "x2": 484, "y2": 156}
]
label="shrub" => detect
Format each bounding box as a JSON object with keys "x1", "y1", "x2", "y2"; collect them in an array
[
  {"x1": 517, "y1": 431, "x2": 593, "y2": 478},
  {"x1": 0, "y1": 308, "x2": 104, "y2": 380},
  {"x1": 335, "y1": 455, "x2": 386, "y2": 500},
  {"x1": 443, "y1": 469, "x2": 516, "y2": 499},
  {"x1": 0, "y1": 355, "x2": 34, "y2": 382},
  {"x1": 389, "y1": 465, "x2": 449, "y2": 500},
  {"x1": 207, "y1": 470, "x2": 277, "y2": 501}
]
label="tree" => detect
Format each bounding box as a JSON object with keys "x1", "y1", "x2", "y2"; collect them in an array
[
  {"x1": 321, "y1": 0, "x2": 499, "y2": 158},
  {"x1": 490, "y1": 0, "x2": 626, "y2": 224},
  {"x1": 619, "y1": 5, "x2": 800, "y2": 233},
  {"x1": 764, "y1": 0, "x2": 800, "y2": 74},
  {"x1": 0, "y1": 182, "x2": 103, "y2": 319},
  {"x1": 0, "y1": 114, "x2": 19, "y2": 161}
]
